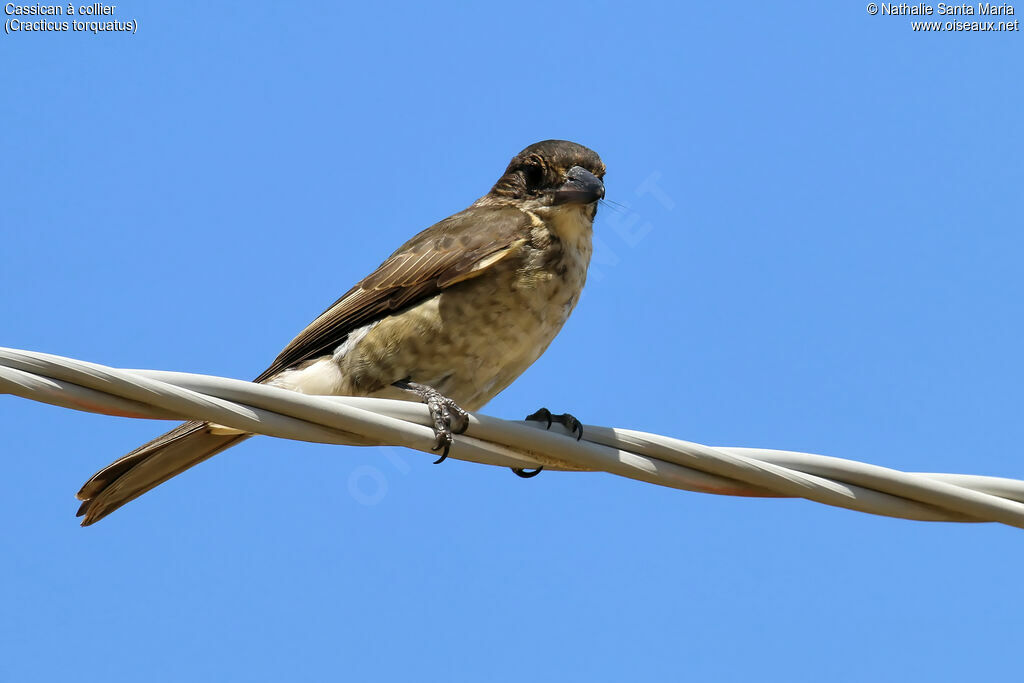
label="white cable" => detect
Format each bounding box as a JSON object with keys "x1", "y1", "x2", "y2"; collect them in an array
[{"x1": 2, "y1": 346, "x2": 1023, "y2": 529}]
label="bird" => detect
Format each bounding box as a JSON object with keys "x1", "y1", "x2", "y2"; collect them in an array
[{"x1": 75, "y1": 139, "x2": 606, "y2": 526}]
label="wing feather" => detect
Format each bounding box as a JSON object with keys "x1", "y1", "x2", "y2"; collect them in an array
[{"x1": 254, "y1": 204, "x2": 530, "y2": 383}]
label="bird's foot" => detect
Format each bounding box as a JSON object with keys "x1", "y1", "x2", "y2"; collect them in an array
[
  {"x1": 512, "y1": 466, "x2": 544, "y2": 478},
  {"x1": 392, "y1": 379, "x2": 469, "y2": 464},
  {"x1": 525, "y1": 407, "x2": 583, "y2": 440},
  {"x1": 511, "y1": 407, "x2": 584, "y2": 478}
]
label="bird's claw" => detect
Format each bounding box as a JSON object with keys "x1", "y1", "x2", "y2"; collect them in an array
[
  {"x1": 512, "y1": 467, "x2": 543, "y2": 478},
  {"x1": 393, "y1": 379, "x2": 468, "y2": 465},
  {"x1": 427, "y1": 396, "x2": 468, "y2": 464},
  {"x1": 526, "y1": 407, "x2": 554, "y2": 428},
  {"x1": 511, "y1": 407, "x2": 583, "y2": 478},
  {"x1": 525, "y1": 407, "x2": 583, "y2": 440},
  {"x1": 432, "y1": 434, "x2": 452, "y2": 464}
]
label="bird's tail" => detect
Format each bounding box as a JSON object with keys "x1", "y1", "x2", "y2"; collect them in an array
[{"x1": 76, "y1": 421, "x2": 250, "y2": 526}]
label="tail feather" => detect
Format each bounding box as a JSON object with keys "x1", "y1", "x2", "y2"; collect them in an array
[{"x1": 76, "y1": 421, "x2": 250, "y2": 526}]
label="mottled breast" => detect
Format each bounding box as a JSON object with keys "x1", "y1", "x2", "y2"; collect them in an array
[{"x1": 273, "y1": 205, "x2": 594, "y2": 411}]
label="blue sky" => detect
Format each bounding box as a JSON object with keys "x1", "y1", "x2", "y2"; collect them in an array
[{"x1": 2, "y1": 2, "x2": 1022, "y2": 681}]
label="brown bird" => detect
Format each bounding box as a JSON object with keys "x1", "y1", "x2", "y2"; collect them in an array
[{"x1": 76, "y1": 139, "x2": 606, "y2": 525}]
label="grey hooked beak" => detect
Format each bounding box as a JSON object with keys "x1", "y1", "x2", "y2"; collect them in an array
[{"x1": 553, "y1": 166, "x2": 605, "y2": 205}]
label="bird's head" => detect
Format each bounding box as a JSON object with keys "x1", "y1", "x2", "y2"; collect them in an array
[{"x1": 489, "y1": 140, "x2": 606, "y2": 211}]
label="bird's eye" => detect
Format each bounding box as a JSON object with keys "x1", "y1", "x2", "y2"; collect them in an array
[{"x1": 522, "y1": 164, "x2": 544, "y2": 191}]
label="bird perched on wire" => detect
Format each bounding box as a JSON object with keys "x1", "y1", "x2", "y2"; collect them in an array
[{"x1": 75, "y1": 139, "x2": 606, "y2": 525}]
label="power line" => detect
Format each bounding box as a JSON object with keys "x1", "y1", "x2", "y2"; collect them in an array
[{"x1": 3, "y1": 346, "x2": 1023, "y2": 529}]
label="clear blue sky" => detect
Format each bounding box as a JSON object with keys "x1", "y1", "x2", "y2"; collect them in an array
[{"x1": 2, "y1": 2, "x2": 1022, "y2": 681}]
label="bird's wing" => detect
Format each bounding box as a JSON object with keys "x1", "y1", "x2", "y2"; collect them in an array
[{"x1": 254, "y1": 204, "x2": 531, "y2": 382}]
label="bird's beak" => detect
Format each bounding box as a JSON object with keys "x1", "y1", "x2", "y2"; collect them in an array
[{"x1": 553, "y1": 166, "x2": 605, "y2": 205}]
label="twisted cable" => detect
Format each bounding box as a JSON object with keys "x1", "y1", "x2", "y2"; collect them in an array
[{"x1": 2, "y1": 347, "x2": 1023, "y2": 529}]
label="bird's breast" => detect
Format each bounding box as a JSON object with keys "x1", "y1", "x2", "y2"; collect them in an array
[{"x1": 319, "y1": 211, "x2": 593, "y2": 410}]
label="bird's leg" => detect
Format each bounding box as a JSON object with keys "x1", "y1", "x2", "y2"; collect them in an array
[
  {"x1": 392, "y1": 379, "x2": 469, "y2": 464},
  {"x1": 511, "y1": 407, "x2": 584, "y2": 478}
]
